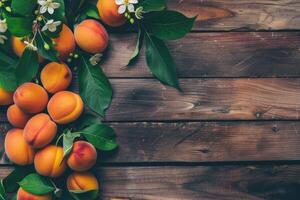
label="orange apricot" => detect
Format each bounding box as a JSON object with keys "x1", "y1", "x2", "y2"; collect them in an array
[
  {"x1": 67, "y1": 172, "x2": 99, "y2": 191},
  {"x1": 67, "y1": 141, "x2": 97, "y2": 171},
  {"x1": 97, "y1": 0, "x2": 126, "y2": 27},
  {"x1": 47, "y1": 91, "x2": 84, "y2": 124},
  {"x1": 74, "y1": 19, "x2": 109, "y2": 53},
  {"x1": 17, "y1": 188, "x2": 52, "y2": 200},
  {"x1": 23, "y1": 113, "x2": 57, "y2": 149},
  {"x1": 0, "y1": 87, "x2": 13, "y2": 105},
  {"x1": 11, "y1": 37, "x2": 44, "y2": 63},
  {"x1": 13, "y1": 83, "x2": 49, "y2": 114},
  {"x1": 4, "y1": 129, "x2": 35, "y2": 165},
  {"x1": 7, "y1": 104, "x2": 31, "y2": 128},
  {"x1": 41, "y1": 62, "x2": 72, "y2": 94},
  {"x1": 34, "y1": 145, "x2": 67, "y2": 178},
  {"x1": 53, "y1": 24, "x2": 76, "y2": 61}
]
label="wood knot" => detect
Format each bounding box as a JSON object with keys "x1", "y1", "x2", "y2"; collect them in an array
[
  {"x1": 255, "y1": 112, "x2": 262, "y2": 118},
  {"x1": 272, "y1": 126, "x2": 279, "y2": 133}
]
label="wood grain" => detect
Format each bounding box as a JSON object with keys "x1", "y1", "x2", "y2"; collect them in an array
[
  {"x1": 168, "y1": 0, "x2": 300, "y2": 31},
  {"x1": 1, "y1": 165, "x2": 300, "y2": 199},
  {"x1": 105, "y1": 78, "x2": 300, "y2": 121},
  {"x1": 1, "y1": 121, "x2": 300, "y2": 164},
  {"x1": 103, "y1": 32, "x2": 300, "y2": 78}
]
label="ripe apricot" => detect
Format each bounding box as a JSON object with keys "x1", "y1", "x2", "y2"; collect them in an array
[
  {"x1": 41, "y1": 62, "x2": 72, "y2": 94},
  {"x1": 74, "y1": 19, "x2": 109, "y2": 53},
  {"x1": 67, "y1": 141, "x2": 97, "y2": 171},
  {"x1": 11, "y1": 37, "x2": 44, "y2": 63},
  {"x1": 23, "y1": 113, "x2": 57, "y2": 149},
  {"x1": 4, "y1": 129, "x2": 35, "y2": 165},
  {"x1": 53, "y1": 24, "x2": 76, "y2": 61},
  {"x1": 97, "y1": 0, "x2": 126, "y2": 27},
  {"x1": 47, "y1": 91, "x2": 84, "y2": 124},
  {"x1": 34, "y1": 145, "x2": 67, "y2": 178},
  {"x1": 0, "y1": 87, "x2": 13, "y2": 105},
  {"x1": 67, "y1": 172, "x2": 99, "y2": 191},
  {"x1": 7, "y1": 104, "x2": 31, "y2": 128},
  {"x1": 13, "y1": 83, "x2": 49, "y2": 114},
  {"x1": 17, "y1": 188, "x2": 52, "y2": 200}
]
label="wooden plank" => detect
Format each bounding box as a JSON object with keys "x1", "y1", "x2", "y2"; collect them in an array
[
  {"x1": 1, "y1": 121, "x2": 300, "y2": 164},
  {"x1": 105, "y1": 78, "x2": 300, "y2": 121},
  {"x1": 1, "y1": 165, "x2": 300, "y2": 199},
  {"x1": 103, "y1": 32, "x2": 300, "y2": 78},
  {"x1": 168, "y1": 0, "x2": 300, "y2": 31}
]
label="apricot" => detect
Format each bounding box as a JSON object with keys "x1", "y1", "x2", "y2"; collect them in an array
[
  {"x1": 47, "y1": 91, "x2": 84, "y2": 124},
  {"x1": 17, "y1": 188, "x2": 52, "y2": 200},
  {"x1": 97, "y1": 0, "x2": 126, "y2": 27},
  {"x1": 4, "y1": 129, "x2": 35, "y2": 165},
  {"x1": 34, "y1": 145, "x2": 67, "y2": 178},
  {"x1": 53, "y1": 24, "x2": 76, "y2": 61},
  {"x1": 74, "y1": 19, "x2": 109, "y2": 53},
  {"x1": 23, "y1": 113, "x2": 57, "y2": 149},
  {"x1": 0, "y1": 87, "x2": 13, "y2": 105},
  {"x1": 41, "y1": 62, "x2": 72, "y2": 94},
  {"x1": 67, "y1": 141, "x2": 97, "y2": 171},
  {"x1": 14, "y1": 83, "x2": 49, "y2": 114},
  {"x1": 7, "y1": 104, "x2": 31, "y2": 128},
  {"x1": 11, "y1": 37, "x2": 44, "y2": 63},
  {"x1": 67, "y1": 172, "x2": 99, "y2": 191}
]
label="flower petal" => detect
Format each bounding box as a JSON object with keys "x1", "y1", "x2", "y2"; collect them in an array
[
  {"x1": 129, "y1": 0, "x2": 138, "y2": 4},
  {"x1": 118, "y1": 5, "x2": 126, "y2": 14},
  {"x1": 40, "y1": 6, "x2": 47, "y2": 13},
  {"x1": 115, "y1": 0, "x2": 125, "y2": 5},
  {"x1": 41, "y1": 25, "x2": 48, "y2": 32},
  {"x1": 51, "y1": 2, "x2": 61, "y2": 9},
  {"x1": 48, "y1": 7, "x2": 54, "y2": 14},
  {"x1": 127, "y1": 4, "x2": 135, "y2": 12},
  {"x1": 38, "y1": 0, "x2": 46, "y2": 6}
]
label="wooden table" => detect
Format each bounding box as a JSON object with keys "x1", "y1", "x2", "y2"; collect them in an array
[{"x1": 2, "y1": 0, "x2": 300, "y2": 199}]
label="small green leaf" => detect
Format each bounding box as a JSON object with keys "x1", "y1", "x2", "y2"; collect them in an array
[
  {"x1": 81, "y1": 124, "x2": 118, "y2": 151},
  {"x1": 78, "y1": 55, "x2": 113, "y2": 116},
  {"x1": 77, "y1": 3, "x2": 100, "y2": 21},
  {"x1": 15, "y1": 48, "x2": 39, "y2": 85},
  {"x1": 0, "y1": 180, "x2": 7, "y2": 200},
  {"x1": 63, "y1": 131, "x2": 81, "y2": 157},
  {"x1": 19, "y1": 173, "x2": 55, "y2": 195},
  {"x1": 140, "y1": 0, "x2": 166, "y2": 12},
  {"x1": 126, "y1": 27, "x2": 144, "y2": 66},
  {"x1": 3, "y1": 166, "x2": 34, "y2": 193},
  {"x1": 11, "y1": 0, "x2": 37, "y2": 16},
  {"x1": 69, "y1": 190, "x2": 98, "y2": 200},
  {"x1": 145, "y1": 32, "x2": 180, "y2": 89},
  {"x1": 36, "y1": 31, "x2": 59, "y2": 62},
  {"x1": 0, "y1": 65, "x2": 17, "y2": 91},
  {"x1": 144, "y1": 10, "x2": 196, "y2": 40},
  {"x1": 6, "y1": 16, "x2": 33, "y2": 37}
]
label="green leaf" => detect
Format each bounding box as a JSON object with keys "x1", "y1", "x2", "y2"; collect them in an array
[
  {"x1": 78, "y1": 55, "x2": 112, "y2": 116},
  {"x1": 81, "y1": 124, "x2": 118, "y2": 151},
  {"x1": 3, "y1": 166, "x2": 34, "y2": 193},
  {"x1": 140, "y1": 0, "x2": 166, "y2": 12},
  {"x1": 144, "y1": 10, "x2": 196, "y2": 40},
  {"x1": 126, "y1": 27, "x2": 144, "y2": 66},
  {"x1": 145, "y1": 33, "x2": 180, "y2": 89},
  {"x1": 69, "y1": 190, "x2": 98, "y2": 200},
  {"x1": 15, "y1": 48, "x2": 39, "y2": 85},
  {"x1": 76, "y1": 113, "x2": 101, "y2": 130},
  {"x1": 6, "y1": 16, "x2": 33, "y2": 37},
  {"x1": 19, "y1": 173, "x2": 55, "y2": 195},
  {"x1": 0, "y1": 65, "x2": 17, "y2": 91},
  {"x1": 77, "y1": 3, "x2": 100, "y2": 21},
  {"x1": 0, "y1": 180, "x2": 7, "y2": 200},
  {"x1": 63, "y1": 130, "x2": 81, "y2": 157},
  {"x1": 36, "y1": 31, "x2": 59, "y2": 62},
  {"x1": 11, "y1": 0, "x2": 37, "y2": 16}
]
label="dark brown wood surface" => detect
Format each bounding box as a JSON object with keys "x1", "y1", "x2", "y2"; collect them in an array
[{"x1": 2, "y1": 1, "x2": 300, "y2": 199}]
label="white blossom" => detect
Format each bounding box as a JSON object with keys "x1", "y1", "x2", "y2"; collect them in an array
[
  {"x1": 89, "y1": 54, "x2": 103, "y2": 66},
  {"x1": 38, "y1": 0, "x2": 60, "y2": 15},
  {"x1": 0, "y1": 35, "x2": 7, "y2": 44},
  {"x1": 24, "y1": 41, "x2": 38, "y2": 51},
  {"x1": 116, "y1": 0, "x2": 138, "y2": 14},
  {"x1": 41, "y1": 19, "x2": 61, "y2": 32},
  {"x1": 0, "y1": 19, "x2": 7, "y2": 33}
]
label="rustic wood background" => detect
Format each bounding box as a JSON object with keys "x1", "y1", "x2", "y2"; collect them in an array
[{"x1": 2, "y1": 0, "x2": 300, "y2": 199}]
